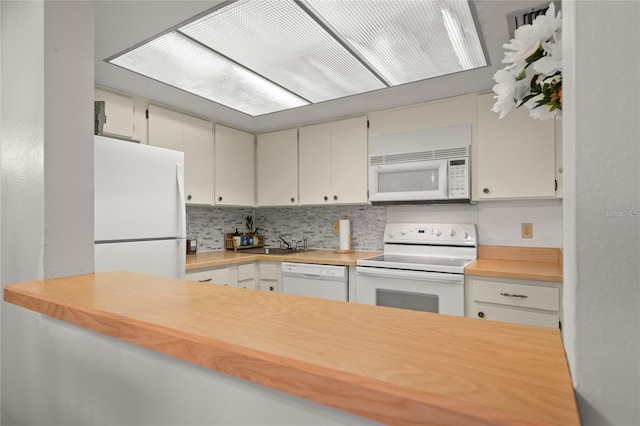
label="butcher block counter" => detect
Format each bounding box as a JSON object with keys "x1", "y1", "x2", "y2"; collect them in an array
[
  {"x1": 186, "y1": 249, "x2": 381, "y2": 270},
  {"x1": 4, "y1": 271, "x2": 578, "y2": 425},
  {"x1": 465, "y1": 246, "x2": 563, "y2": 283}
]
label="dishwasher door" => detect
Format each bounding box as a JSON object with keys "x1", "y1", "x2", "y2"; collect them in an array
[{"x1": 281, "y1": 262, "x2": 348, "y2": 302}]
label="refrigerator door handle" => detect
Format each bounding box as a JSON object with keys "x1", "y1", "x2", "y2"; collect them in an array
[{"x1": 176, "y1": 163, "x2": 186, "y2": 239}]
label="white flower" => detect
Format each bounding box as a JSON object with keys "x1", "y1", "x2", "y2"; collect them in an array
[
  {"x1": 492, "y1": 2, "x2": 562, "y2": 121},
  {"x1": 533, "y1": 35, "x2": 562, "y2": 75},
  {"x1": 491, "y1": 69, "x2": 517, "y2": 118}
]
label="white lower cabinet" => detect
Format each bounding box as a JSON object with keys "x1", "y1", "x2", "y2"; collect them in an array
[
  {"x1": 237, "y1": 262, "x2": 257, "y2": 290},
  {"x1": 185, "y1": 262, "x2": 256, "y2": 288},
  {"x1": 465, "y1": 275, "x2": 561, "y2": 329},
  {"x1": 185, "y1": 266, "x2": 235, "y2": 287},
  {"x1": 258, "y1": 261, "x2": 281, "y2": 293}
]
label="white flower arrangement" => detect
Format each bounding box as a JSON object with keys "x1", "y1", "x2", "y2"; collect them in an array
[{"x1": 492, "y1": 2, "x2": 562, "y2": 121}]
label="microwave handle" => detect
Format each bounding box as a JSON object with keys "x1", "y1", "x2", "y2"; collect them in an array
[{"x1": 355, "y1": 267, "x2": 463, "y2": 283}]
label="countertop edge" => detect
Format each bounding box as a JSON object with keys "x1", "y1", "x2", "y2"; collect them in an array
[
  {"x1": 185, "y1": 250, "x2": 382, "y2": 270},
  {"x1": 3, "y1": 277, "x2": 574, "y2": 426},
  {"x1": 464, "y1": 259, "x2": 563, "y2": 283}
]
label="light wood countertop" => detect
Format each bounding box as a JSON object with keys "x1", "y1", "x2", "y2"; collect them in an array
[
  {"x1": 186, "y1": 249, "x2": 382, "y2": 270},
  {"x1": 465, "y1": 259, "x2": 563, "y2": 282},
  {"x1": 4, "y1": 271, "x2": 578, "y2": 425},
  {"x1": 465, "y1": 246, "x2": 563, "y2": 282}
]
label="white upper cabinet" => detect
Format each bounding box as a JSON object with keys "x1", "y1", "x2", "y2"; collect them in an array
[
  {"x1": 299, "y1": 123, "x2": 332, "y2": 205},
  {"x1": 183, "y1": 114, "x2": 214, "y2": 205},
  {"x1": 148, "y1": 105, "x2": 214, "y2": 205},
  {"x1": 474, "y1": 93, "x2": 557, "y2": 200},
  {"x1": 368, "y1": 95, "x2": 477, "y2": 137},
  {"x1": 331, "y1": 117, "x2": 368, "y2": 204},
  {"x1": 257, "y1": 128, "x2": 298, "y2": 206},
  {"x1": 299, "y1": 116, "x2": 368, "y2": 205},
  {"x1": 214, "y1": 124, "x2": 255, "y2": 207},
  {"x1": 94, "y1": 88, "x2": 135, "y2": 139}
]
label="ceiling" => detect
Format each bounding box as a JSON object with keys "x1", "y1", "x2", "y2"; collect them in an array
[{"x1": 94, "y1": 0, "x2": 545, "y2": 133}]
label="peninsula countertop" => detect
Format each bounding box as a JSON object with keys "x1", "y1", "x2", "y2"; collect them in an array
[
  {"x1": 186, "y1": 249, "x2": 382, "y2": 270},
  {"x1": 4, "y1": 271, "x2": 578, "y2": 425}
]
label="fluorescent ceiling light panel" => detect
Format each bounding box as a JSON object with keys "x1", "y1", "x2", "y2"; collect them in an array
[
  {"x1": 107, "y1": 0, "x2": 487, "y2": 116},
  {"x1": 110, "y1": 32, "x2": 309, "y2": 116},
  {"x1": 180, "y1": 0, "x2": 386, "y2": 103},
  {"x1": 302, "y1": 0, "x2": 487, "y2": 85}
]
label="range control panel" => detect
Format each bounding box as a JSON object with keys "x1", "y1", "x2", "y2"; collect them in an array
[{"x1": 383, "y1": 223, "x2": 477, "y2": 246}]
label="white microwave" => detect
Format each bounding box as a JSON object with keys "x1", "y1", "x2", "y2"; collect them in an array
[{"x1": 368, "y1": 125, "x2": 472, "y2": 205}]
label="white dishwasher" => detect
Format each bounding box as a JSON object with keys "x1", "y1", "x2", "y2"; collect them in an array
[{"x1": 281, "y1": 262, "x2": 348, "y2": 302}]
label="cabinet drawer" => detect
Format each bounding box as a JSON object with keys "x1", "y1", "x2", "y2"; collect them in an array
[
  {"x1": 468, "y1": 304, "x2": 559, "y2": 329},
  {"x1": 238, "y1": 263, "x2": 256, "y2": 281},
  {"x1": 473, "y1": 279, "x2": 559, "y2": 311},
  {"x1": 185, "y1": 268, "x2": 231, "y2": 286},
  {"x1": 259, "y1": 262, "x2": 279, "y2": 280}
]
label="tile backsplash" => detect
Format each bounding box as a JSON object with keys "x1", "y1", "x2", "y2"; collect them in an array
[
  {"x1": 187, "y1": 199, "x2": 563, "y2": 252},
  {"x1": 186, "y1": 206, "x2": 254, "y2": 251},
  {"x1": 187, "y1": 205, "x2": 386, "y2": 252}
]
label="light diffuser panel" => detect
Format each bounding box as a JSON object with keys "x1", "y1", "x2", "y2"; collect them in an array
[
  {"x1": 179, "y1": 0, "x2": 386, "y2": 103},
  {"x1": 109, "y1": 32, "x2": 309, "y2": 116},
  {"x1": 302, "y1": 0, "x2": 487, "y2": 85},
  {"x1": 106, "y1": 0, "x2": 488, "y2": 116}
]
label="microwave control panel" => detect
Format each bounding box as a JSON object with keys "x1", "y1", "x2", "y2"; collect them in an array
[{"x1": 448, "y1": 158, "x2": 469, "y2": 199}]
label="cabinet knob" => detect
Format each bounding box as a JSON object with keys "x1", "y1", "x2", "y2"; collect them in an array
[
  {"x1": 324, "y1": 196, "x2": 328, "y2": 201},
  {"x1": 187, "y1": 194, "x2": 192, "y2": 201},
  {"x1": 333, "y1": 195, "x2": 338, "y2": 201},
  {"x1": 483, "y1": 188, "x2": 489, "y2": 194},
  {"x1": 269, "y1": 286, "x2": 274, "y2": 291},
  {"x1": 218, "y1": 196, "x2": 223, "y2": 202},
  {"x1": 478, "y1": 312, "x2": 485, "y2": 318},
  {"x1": 291, "y1": 197, "x2": 295, "y2": 203}
]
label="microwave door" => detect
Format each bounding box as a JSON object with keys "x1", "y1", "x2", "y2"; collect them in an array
[{"x1": 369, "y1": 159, "x2": 448, "y2": 202}]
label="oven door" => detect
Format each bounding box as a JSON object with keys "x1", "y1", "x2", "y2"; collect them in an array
[
  {"x1": 355, "y1": 267, "x2": 464, "y2": 316},
  {"x1": 368, "y1": 159, "x2": 448, "y2": 203}
]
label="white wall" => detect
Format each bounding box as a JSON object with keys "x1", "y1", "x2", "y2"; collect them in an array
[
  {"x1": 563, "y1": 2, "x2": 640, "y2": 425},
  {"x1": 0, "y1": 1, "x2": 95, "y2": 423},
  {"x1": 388, "y1": 199, "x2": 563, "y2": 248}
]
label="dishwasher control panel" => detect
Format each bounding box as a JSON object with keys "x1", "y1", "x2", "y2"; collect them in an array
[{"x1": 281, "y1": 262, "x2": 347, "y2": 279}]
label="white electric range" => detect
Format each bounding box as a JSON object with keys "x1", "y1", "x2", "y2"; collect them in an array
[{"x1": 355, "y1": 223, "x2": 477, "y2": 316}]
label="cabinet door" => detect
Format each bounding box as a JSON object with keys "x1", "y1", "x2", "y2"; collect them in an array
[
  {"x1": 214, "y1": 124, "x2": 255, "y2": 206},
  {"x1": 331, "y1": 116, "x2": 368, "y2": 204},
  {"x1": 299, "y1": 123, "x2": 332, "y2": 205},
  {"x1": 147, "y1": 105, "x2": 183, "y2": 152},
  {"x1": 185, "y1": 267, "x2": 232, "y2": 286},
  {"x1": 183, "y1": 114, "x2": 214, "y2": 205},
  {"x1": 257, "y1": 129, "x2": 298, "y2": 206},
  {"x1": 149, "y1": 105, "x2": 214, "y2": 206},
  {"x1": 94, "y1": 88, "x2": 135, "y2": 138},
  {"x1": 475, "y1": 93, "x2": 556, "y2": 199}
]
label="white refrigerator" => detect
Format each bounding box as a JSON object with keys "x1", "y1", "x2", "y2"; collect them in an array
[{"x1": 94, "y1": 135, "x2": 186, "y2": 278}]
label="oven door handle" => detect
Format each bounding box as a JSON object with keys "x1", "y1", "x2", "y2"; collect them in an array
[{"x1": 355, "y1": 267, "x2": 463, "y2": 283}]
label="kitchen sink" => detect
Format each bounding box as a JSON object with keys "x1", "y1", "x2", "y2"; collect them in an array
[{"x1": 239, "y1": 247, "x2": 314, "y2": 255}]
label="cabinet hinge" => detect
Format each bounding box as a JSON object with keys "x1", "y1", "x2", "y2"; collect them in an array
[
  {"x1": 555, "y1": 179, "x2": 558, "y2": 191},
  {"x1": 145, "y1": 109, "x2": 149, "y2": 120}
]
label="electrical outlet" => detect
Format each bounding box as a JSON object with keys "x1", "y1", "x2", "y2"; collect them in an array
[
  {"x1": 332, "y1": 221, "x2": 340, "y2": 234},
  {"x1": 521, "y1": 223, "x2": 533, "y2": 239}
]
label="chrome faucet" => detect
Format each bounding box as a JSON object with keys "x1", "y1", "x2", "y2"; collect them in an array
[
  {"x1": 278, "y1": 236, "x2": 292, "y2": 249},
  {"x1": 295, "y1": 238, "x2": 308, "y2": 251}
]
